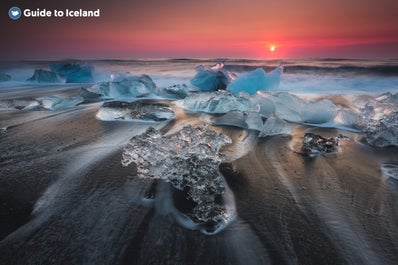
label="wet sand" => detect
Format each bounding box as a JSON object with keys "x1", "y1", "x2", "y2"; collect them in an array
[{"x1": 1, "y1": 100, "x2": 398, "y2": 265}]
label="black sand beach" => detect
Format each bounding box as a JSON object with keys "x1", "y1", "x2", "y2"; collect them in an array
[{"x1": 1, "y1": 96, "x2": 397, "y2": 264}]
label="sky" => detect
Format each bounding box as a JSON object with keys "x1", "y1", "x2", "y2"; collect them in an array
[{"x1": 1, "y1": 0, "x2": 398, "y2": 59}]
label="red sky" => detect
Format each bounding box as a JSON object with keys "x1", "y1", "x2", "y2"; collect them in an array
[{"x1": 1, "y1": 0, "x2": 398, "y2": 59}]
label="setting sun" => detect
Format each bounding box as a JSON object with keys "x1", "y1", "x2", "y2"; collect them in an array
[{"x1": 270, "y1": 45, "x2": 276, "y2": 52}]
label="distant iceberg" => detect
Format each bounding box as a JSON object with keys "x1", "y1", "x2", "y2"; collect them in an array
[
  {"x1": 0, "y1": 73, "x2": 11, "y2": 82},
  {"x1": 50, "y1": 62, "x2": 94, "y2": 83},
  {"x1": 190, "y1": 63, "x2": 235, "y2": 91},
  {"x1": 28, "y1": 69, "x2": 65, "y2": 83},
  {"x1": 227, "y1": 66, "x2": 283, "y2": 95}
]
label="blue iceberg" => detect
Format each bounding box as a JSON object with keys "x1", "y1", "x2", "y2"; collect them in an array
[
  {"x1": 50, "y1": 62, "x2": 94, "y2": 83},
  {"x1": 28, "y1": 69, "x2": 65, "y2": 83},
  {"x1": 227, "y1": 66, "x2": 283, "y2": 95},
  {"x1": 190, "y1": 63, "x2": 235, "y2": 92}
]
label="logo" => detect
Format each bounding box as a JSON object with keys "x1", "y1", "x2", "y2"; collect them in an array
[{"x1": 9, "y1": 7, "x2": 22, "y2": 20}]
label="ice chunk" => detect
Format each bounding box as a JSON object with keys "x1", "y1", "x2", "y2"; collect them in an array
[
  {"x1": 95, "y1": 73, "x2": 156, "y2": 99},
  {"x1": 190, "y1": 63, "x2": 235, "y2": 91},
  {"x1": 227, "y1": 66, "x2": 283, "y2": 95},
  {"x1": 363, "y1": 111, "x2": 398, "y2": 147},
  {"x1": 300, "y1": 99, "x2": 337, "y2": 124},
  {"x1": 250, "y1": 91, "x2": 276, "y2": 117},
  {"x1": 0, "y1": 98, "x2": 40, "y2": 110},
  {"x1": 50, "y1": 62, "x2": 94, "y2": 83},
  {"x1": 269, "y1": 92, "x2": 305, "y2": 122},
  {"x1": 122, "y1": 125, "x2": 234, "y2": 231},
  {"x1": 358, "y1": 95, "x2": 398, "y2": 147},
  {"x1": 259, "y1": 113, "x2": 293, "y2": 137},
  {"x1": 245, "y1": 112, "x2": 264, "y2": 131},
  {"x1": 375, "y1": 92, "x2": 398, "y2": 104},
  {"x1": 301, "y1": 133, "x2": 339, "y2": 156},
  {"x1": 41, "y1": 95, "x2": 84, "y2": 110},
  {"x1": 79, "y1": 87, "x2": 102, "y2": 103},
  {"x1": 0, "y1": 73, "x2": 11, "y2": 82},
  {"x1": 181, "y1": 91, "x2": 255, "y2": 114},
  {"x1": 156, "y1": 84, "x2": 188, "y2": 99},
  {"x1": 334, "y1": 108, "x2": 364, "y2": 130},
  {"x1": 211, "y1": 111, "x2": 248, "y2": 128},
  {"x1": 28, "y1": 69, "x2": 65, "y2": 83},
  {"x1": 381, "y1": 162, "x2": 398, "y2": 180},
  {"x1": 96, "y1": 100, "x2": 175, "y2": 122}
]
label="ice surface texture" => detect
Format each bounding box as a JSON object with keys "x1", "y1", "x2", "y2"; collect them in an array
[
  {"x1": 182, "y1": 91, "x2": 255, "y2": 114},
  {"x1": 227, "y1": 66, "x2": 283, "y2": 95},
  {"x1": 96, "y1": 100, "x2": 175, "y2": 122},
  {"x1": 361, "y1": 93, "x2": 398, "y2": 147},
  {"x1": 122, "y1": 125, "x2": 233, "y2": 226},
  {"x1": 190, "y1": 63, "x2": 235, "y2": 91}
]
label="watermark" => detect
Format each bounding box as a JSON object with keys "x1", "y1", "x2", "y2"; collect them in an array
[{"x1": 8, "y1": 7, "x2": 101, "y2": 20}]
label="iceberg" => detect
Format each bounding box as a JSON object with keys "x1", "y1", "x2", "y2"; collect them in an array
[
  {"x1": 94, "y1": 73, "x2": 156, "y2": 99},
  {"x1": 301, "y1": 133, "x2": 339, "y2": 156},
  {"x1": 211, "y1": 110, "x2": 248, "y2": 128},
  {"x1": 0, "y1": 73, "x2": 11, "y2": 82},
  {"x1": 190, "y1": 63, "x2": 235, "y2": 91},
  {"x1": 96, "y1": 100, "x2": 175, "y2": 122},
  {"x1": 181, "y1": 91, "x2": 255, "y2": 114},
  {"x1": 259, "y1": 113, "x2": 293, "y2": 137},
  {"x1": 122, "y1": 125, "x2": 235, "y2": 232},
  {"x1": 50, "y1": 62, "x2": 94, "y2": 83},
  {"x1": 334, "y1": 108, "x2": 364, "y2": 130},
  {"x1": 300, "y1": 99, "x2": 338, "y2": 124},
  {"x1": 227, "y1": 66, "x2": 283, "y2": 95},
  {"x1": 41, "y1": 95, "x2": 84, "y2": 110},
  {"x1": 28, "y1": 69, "x2": 65, "y2": 83}
]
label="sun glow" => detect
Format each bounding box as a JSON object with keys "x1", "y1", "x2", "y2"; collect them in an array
[{"x1": 270, "y1": 45, "x2": 276, "y2": 52}]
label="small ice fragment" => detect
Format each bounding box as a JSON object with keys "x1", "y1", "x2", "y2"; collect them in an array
[
  {"x1": 301, "y1": 133, "x2": 339, "y2": 156},
  {"x1": 41, "y1": 95, "x2": 84, "y2": 110},
  {"x1": 300, "y1": 99, "x2": 337, "y2": 124},
  {"x1": 227, "y1": 66, "x2": 283, "y2": 95},
  {"x1": 28, "y1": 69, "x2": 65, "y2": 83},
  {"x1": 96, "y1": 100, "x2": 175, "y2": 122},
  {"x1": 381, "y1": 162, "x2": 398, "y2": 179}
]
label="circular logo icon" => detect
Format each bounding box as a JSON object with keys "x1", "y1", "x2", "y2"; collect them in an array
[{"x1": 9, "y1": 7, "x2": 22, "y2": 20}]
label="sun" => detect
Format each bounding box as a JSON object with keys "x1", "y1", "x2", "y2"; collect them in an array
[{"x1": 270, "y1": 45, "x2": 276, "y2": 52}]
